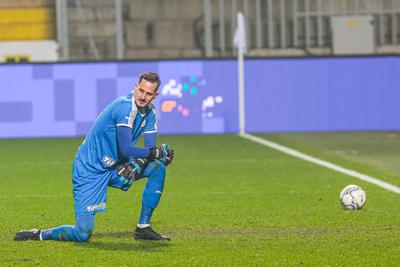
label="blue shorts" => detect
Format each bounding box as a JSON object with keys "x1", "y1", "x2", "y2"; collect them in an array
[{"x1": 72, "y1": 158, "x2": 163, "y2": 216}]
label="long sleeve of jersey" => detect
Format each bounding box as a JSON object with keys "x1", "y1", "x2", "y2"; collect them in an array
[
  {"x1": 117, "y1": 126, "x2": 150, "y2": 159},
  {"x1": 144, "y1": 132, "x2": 156, "y2": 148}
]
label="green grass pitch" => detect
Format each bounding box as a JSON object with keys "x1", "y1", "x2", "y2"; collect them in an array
[{"x1": 1, "y1": 134, "x2": 400, "y2": 266}]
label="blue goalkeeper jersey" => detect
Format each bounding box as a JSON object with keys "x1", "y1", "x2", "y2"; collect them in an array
[{"x1": 75, "y1": 92, "x2": 157, "y2": 173}]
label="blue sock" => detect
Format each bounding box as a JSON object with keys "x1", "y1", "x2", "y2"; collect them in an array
[
  {"x1": 139, "y1": 163, "x2": 166, "y2": 225},
  {"x1": 139, "y1": 205, "x2": 154, "y2": 225},
  {"x1": 41, "y1": 214, "x2": 95, "y2": 242}
]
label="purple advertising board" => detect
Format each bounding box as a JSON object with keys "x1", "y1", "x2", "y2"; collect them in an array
[
  {"x1": 0, "y1": 57, "x2": 399, "y2": 138},
  {"x1": 245, "y1": 57, "x2": 400, "y2": 132}
]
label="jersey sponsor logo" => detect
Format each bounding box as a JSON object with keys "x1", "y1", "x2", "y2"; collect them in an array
[
  {"x1": 87, "y1": 202, "x2": 106, "y2": 212},
  {"x1": 102, "y1": 156, "x2": 116, "y2": 167},
  {"x1": 141, "y1": 119, "x2": 146, "y2": 128}
]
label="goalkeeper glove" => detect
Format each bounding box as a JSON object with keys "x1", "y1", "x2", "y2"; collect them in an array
[
  {"x1": 161, "y1": 148, "x2": 174, "y2": 166},
  {"x1": 148, "y1": 144, "x2": 174, "y2": 166},
  {"x1": 116, "y1": 158, "x2": 148, "y2": 185}
]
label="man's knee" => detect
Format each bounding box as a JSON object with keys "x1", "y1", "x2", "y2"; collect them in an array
[
  {"x1": 150, "y1": 161, "x2": 166, "y2": 178},
  {"x1": 75, "y1": 227, "x2": 93, "y2": 242},
  {"x1": 75, "y1": 215, "x2": 95, "y2": 242}
]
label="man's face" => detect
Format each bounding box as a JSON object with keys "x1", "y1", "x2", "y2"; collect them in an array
[{"x1": 134, "y1": 79, "x2": 159, "y2": 108}]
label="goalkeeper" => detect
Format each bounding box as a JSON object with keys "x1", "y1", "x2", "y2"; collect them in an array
[{"x1": 14, "y1": 72, "x2": 174, "y2": 242}]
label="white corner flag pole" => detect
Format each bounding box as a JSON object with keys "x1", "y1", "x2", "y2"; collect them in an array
[{"x1": 234, "y1": 12, "x2": 247, "y2": 135}]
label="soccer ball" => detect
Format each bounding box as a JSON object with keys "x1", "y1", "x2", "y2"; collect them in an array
[{"x1": 339, "y1": 184, "x2": 366, "y2": 210}]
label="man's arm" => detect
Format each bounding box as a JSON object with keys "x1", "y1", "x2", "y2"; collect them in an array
[
  {"x1": 117, "y1": 126, "x2": 173, "y2": 162},
  {"x1": 117, "y1": 126, "x2": 150, "y2": 159},
  {"x1": 144, "y1": 132, "x2": 156, "y2": 148}
]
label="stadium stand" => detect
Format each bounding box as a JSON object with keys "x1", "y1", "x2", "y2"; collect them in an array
[
  {"x1": 0, "y1": 0, "x2": 400, "y2": 61},
  {"x1": 0, "y1": 0, "x2": 55, "y2": 41},
  {"x1": 0, "y1": 0, "x2": 56, "y2": 63}
]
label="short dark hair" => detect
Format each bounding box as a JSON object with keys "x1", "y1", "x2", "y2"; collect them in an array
[{"x1": 139, "y1": 72, "x2": 161, "y2": 91}]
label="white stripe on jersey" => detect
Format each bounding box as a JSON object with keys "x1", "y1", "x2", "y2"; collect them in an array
[
  {"x1": 148, "y1": 103, "x2": 158, "y2": 131},
  {"x1": 144, "y1": 130, "x2": 157, "y2": 134},
  {"x1": 127, "y1": 97, "x2": 138, "y2": 128},
  {"x1": 116, "y1": 123, "x2": 132, "y2": 128}
]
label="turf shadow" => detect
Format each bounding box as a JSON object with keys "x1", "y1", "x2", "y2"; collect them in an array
[
  {"x1": 93, "y1": 231, "x2": 134, "y2": 239},
  {"x1": 76, "y1": 240, "x2": 171, "y2": 252},
  {"x1": 74, "y1": 231, "x2": 172, "y2": 252}
]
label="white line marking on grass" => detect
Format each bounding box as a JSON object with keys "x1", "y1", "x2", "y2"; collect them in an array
[{"x1": 240, "y1": 133, "x2": 400, "y2": 194}]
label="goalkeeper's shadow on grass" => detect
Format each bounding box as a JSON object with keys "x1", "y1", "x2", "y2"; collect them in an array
[{"x1": 74, "y1": 231, "x2": 172, "y2": 252}]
